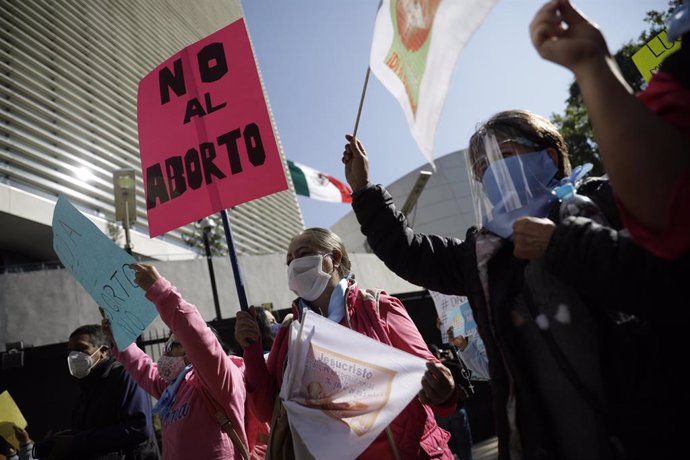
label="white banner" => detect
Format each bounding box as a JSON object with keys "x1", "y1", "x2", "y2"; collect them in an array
[
  {"x1": 370, "y1": 0, "x2": 499, "y2": 166},
  {"x1": 280, "y1": 309, "x2": 428, "y2": 459}
]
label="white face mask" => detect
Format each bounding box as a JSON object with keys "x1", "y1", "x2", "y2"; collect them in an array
[
  {"x1": 67, "y1": 349, "x2": 101, "y2": 379},
  {"x1": 157, "y1": 354, "x2": 187, "y2": 384},
  {"x1": 287, "y1": 254, "x2": 332, "y2": 301}
]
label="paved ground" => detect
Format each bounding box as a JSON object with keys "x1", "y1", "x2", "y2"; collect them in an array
[{"x1": 472, "y1": 437, "x2": 499, "y2": 460}]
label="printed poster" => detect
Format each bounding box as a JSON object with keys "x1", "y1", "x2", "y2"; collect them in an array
[
  {"x1": 138, "y1": 18, "x2": 287, "y2": 237},
  {"x1": 280, "y1": 309, "x2": 428, "y2": 459},
  {"x1": 429, "y1": 290, "x2": 477, "y2": 343}
]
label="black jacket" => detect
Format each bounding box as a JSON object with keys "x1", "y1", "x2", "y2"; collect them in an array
[
  {"x1": 70, "y1": 357, "x2": 159, "y2": 460},
  {"x1": 544, "y1": 203, "x2": 690, "y2": 459},
  {"x1": 352, "y1": 179, "x2": 686, "y2": 460}
]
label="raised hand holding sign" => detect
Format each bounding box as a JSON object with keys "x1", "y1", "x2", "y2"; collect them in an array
[{"x1": 52, "y1": 195, "x2": 157, "y2": 350}]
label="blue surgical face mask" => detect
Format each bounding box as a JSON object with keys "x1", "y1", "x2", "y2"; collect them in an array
[
  {"x1": 481, "y1": 150, "x2": 558, "y2": 238},
  {"x1": 270, "y1": 322, "x2": 281, "y2": 336}
]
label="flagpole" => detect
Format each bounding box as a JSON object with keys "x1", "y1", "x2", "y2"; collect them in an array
[
  {"x1": 219, "y1": 209, "x2": 249, "y2": 312},
  {"x1": 352, "y1": 67, "x2": 371, "y2": 138}
]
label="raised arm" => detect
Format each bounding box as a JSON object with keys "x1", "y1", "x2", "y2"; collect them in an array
[
  {"x1": 131, "y1": 264, "x2": 246, "y2": 426},
  {"x1": 342, "y1": 135, "x2": 470, "y2": 295},
  {"x1": 530, "y1": 0, "x2": 690, "y2": 234},
  {"x1": 235, "y1": 307, "x2": 283, "y2": 423},
  {"x1": 102, "y1": 317, "x2": 166, "y2": 399}
]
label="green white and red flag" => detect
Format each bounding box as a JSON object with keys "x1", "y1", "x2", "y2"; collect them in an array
[
  {"x1": 288, "y1": 160, "x2": 352, "y2": 203},
  {"x1": 369, "y1": 0, "x2": 499, "y2": 166}
]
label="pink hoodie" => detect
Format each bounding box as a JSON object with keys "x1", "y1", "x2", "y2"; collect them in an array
[{"x1": 116, "y1": 277, "x2": 248, "y2": 460}]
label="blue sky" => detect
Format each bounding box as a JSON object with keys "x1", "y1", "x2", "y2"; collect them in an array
[{"x1": 241, "y1": 0, "x2": 670, "y2": 229}]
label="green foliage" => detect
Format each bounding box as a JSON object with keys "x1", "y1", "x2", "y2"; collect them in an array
[
  {"x1": 552, "y1": 101, "x2": 602, "y2": 174},
  {"x1": 550, "y1": 1, "x2": 681, "y2": 174}
]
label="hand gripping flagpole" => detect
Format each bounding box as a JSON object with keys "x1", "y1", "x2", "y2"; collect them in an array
[
  {"x1": 220, "y1": 209, "x2": 249, "y2": 312},
  {"x1": 352, "y1": 67, "x2": 371, "y2": 138}
]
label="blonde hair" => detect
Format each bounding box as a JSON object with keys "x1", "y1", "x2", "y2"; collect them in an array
[
  {"x1": 292, "y1": 228, "x2": 352, "y2": 278},
  {"x1": 468, "y1": 109, "x2": 571, "y2": 179}
]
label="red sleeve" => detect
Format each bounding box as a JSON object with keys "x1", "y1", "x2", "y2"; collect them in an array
[
  {"x1": 378, "y1": 295, "x2": 457, "y2": 417},
  {"x1": 615, "y1": 169, "x2": 690, "y2": 259},
  {"x1": 625, "y1": 72, "x2": 690, "y2": 259},
  {"x1": 638, "y1": 71, "x2": 690, "y2": 140},
  {"x1": 243, "y1": 326, "x2": 291, "y2": 423}
]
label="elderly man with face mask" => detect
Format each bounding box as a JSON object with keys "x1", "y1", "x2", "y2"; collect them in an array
[{"x1": 34, "y1": 324, "x2": 159, "y2": 460}]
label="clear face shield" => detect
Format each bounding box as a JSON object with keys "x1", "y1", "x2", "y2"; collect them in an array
[{"x1": 466, "y1": 131, "x2": 560, "y2": 239}]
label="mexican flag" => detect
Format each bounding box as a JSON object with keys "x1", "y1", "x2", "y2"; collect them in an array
[
  {"x1": 370, "y1": 0, "x2": 499, "y2": 166},
  {"x1": 288, "y1": 160, "x2": 352, "y2": 203}
]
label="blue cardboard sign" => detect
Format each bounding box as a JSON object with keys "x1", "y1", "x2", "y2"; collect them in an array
[{"x1": 52, "y1": 195, "x2": 158, "y2": 350}]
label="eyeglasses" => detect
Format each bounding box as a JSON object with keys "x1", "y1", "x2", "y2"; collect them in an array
[{"x1": 163, "y1": 338, "x2": 181, "y2": 354}]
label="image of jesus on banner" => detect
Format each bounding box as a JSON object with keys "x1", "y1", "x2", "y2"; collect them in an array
[{"x1": 298, "y1": 344, "x2": 397, "y2": 436}]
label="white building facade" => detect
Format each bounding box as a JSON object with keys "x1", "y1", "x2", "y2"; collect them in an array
[{"x1": 0, "y1": 0, "x2": 304, "y2": 268}]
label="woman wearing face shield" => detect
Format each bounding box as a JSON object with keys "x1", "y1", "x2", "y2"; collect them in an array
[
  {"x1": 341, "y1": 110, "x2": 656, "y2": 460},
  {"x1": 234, "y1": 227, "x2": 458, "y2": 459},
  {"x1": 101, "y1": 263, "x2": 250, "y2": 460}
]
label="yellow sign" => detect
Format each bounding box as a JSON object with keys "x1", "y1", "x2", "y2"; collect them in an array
[
  {"x1": 0, "y1": 391, "x2": 28, "y2": 450},
  {"x1": 632, "y1": 30, "x2": 682, "y2": 82}
]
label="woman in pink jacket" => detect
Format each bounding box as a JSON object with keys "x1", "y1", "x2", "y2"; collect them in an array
[
  {"x1": 103, "y1": 263, "x2": 249, "y2": 460},
  {"x1": 235, "y1": 228, "x2": 457, "y2": 459}
]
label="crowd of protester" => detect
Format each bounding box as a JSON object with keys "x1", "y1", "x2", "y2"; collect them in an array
[{"x1": 2, "y1": 1, "x2": 688, "y2": 458}]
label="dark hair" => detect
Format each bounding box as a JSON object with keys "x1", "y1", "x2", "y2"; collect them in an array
[
  {"x1": 254, "y1": 307, "x2": 275, "y2": 352},
  {"x1": 69, "y1": 324, "x2": 109, "y2": 349},
  {"x1": 468, "y1": 109, "x2": 571, "y2": 180}
]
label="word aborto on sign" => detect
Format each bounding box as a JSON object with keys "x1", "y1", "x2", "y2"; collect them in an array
[{"x1": 145, "y1": 39, "x2": 269, "y2": 210}]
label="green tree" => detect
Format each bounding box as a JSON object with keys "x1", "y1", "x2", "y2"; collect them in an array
[{"x1": 551, "y1": 1, "x2": 681, "y2": 175}]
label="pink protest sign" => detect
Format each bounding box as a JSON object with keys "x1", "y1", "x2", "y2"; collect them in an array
[{"x1": 138, "y1": 18, "x2": 288, "y2": 237}]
